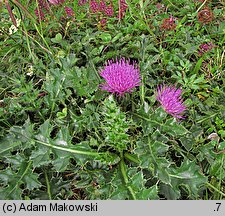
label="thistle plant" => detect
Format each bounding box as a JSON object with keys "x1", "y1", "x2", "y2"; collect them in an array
[
  {"x1": 99, "y1": 58, "x2": 141, "y2": 96},
  {"x1": 101, "y1": 95, "x2": 130, "y2": 152},
  {"x1": 1, "y1": 0, "x2": 224, "y2": 201},
  {"x1": 156, "y1": 85, "x2": 186, "y2": 119}
]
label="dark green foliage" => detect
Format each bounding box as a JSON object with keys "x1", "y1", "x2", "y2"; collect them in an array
[{"x1": 0, "y1": 0, "x2": 225, "y2": 200}]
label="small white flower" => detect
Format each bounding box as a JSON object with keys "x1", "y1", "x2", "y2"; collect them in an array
[
  {"x1": 207, "y1": 133, "x2": 219, "y2": 141},
  {"x1": 27, "y1": 65, "x2": 34, "y2": 76},
  {"x1": 9, "y1": 18, "x2": 21, "y2": 35}
]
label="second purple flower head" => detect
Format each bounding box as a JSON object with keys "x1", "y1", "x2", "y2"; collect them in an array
[
  {"x1": 156, "y1": 85, "x2": 186, "y2": 119},
  {"x1": 99, "y1": 58, "x2": 141, "y2": 96}
]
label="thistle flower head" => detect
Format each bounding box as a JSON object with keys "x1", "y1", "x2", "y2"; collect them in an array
[
  {"x1": 99, "y1": 58, "x2": 141, "y2": 96},
  {"x1": 156, "y1": 85, "x2": 186, "y2": 119}
]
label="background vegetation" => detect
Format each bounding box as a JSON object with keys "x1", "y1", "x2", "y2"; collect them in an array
[{"x1": 0, "y1": 0, "x2": 225, "y2": 199}]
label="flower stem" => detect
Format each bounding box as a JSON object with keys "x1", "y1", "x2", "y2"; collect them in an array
[
  {"x1": 206, "y1": 182, "x2": 225, "y2": 198},
  {"x1": 45, "y1": 171, "x2": 52, "y2": 200},
  {"x1": 119, "y1": 153, "x2": 137, "y2": 200},
  {"x1": 124, "y1": 152, "x2": 139, "y2": 164}
]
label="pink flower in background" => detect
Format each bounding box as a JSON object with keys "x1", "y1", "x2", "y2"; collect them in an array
[
  {"x1": 156, "y1": 85, "x2": 186, "y2": 119},
  {"x1": 118, "y1": 0, "x2": 128, "y2": 18},
  {"x1": 48, "y1": 0, "x2": 60, "y2": 5},
  {"x1": 34, "y1": 8, "x2": 45, "y2": 21},
  {"x1": 48, "y1": 0, "x2": 64, "y2": 5},
  {"x1": 99, "y1": 58, "x2": 141, "y2": 96},
  {"x1": 64, "y1": 6, "x2": 75, "y2": 17},
  {"x1": 99, "y1": 1, "x2": 106, "y2": 12},
  {"x1": 34, "y1": 0, "x2": 50, "y2": 21},
  {"x1": 169, "y1": 14, "x2": 176, "y2": 24},
  {"x1": 43, "y1": 1, "x2": 50, "y2": 12},
  {"x1": 37, "y1": 0, "x2": 44, "y2": 9},
  {"x1": 156, "y1": 3, "x2": 164, "y2": 10},
  {"x1": 161, "y1": 15, "x2": 177, "y2": 30},
  {"x1": 104, "y1": 3, "x2": 114, "y2": 16},
  {"x1": 90, "y1": 0, "x2": 99, "y2": 13},
  {"x1": 78, "y1": 0, "x2": 88, "y2": 6},
  {"x1": 198, "y1": 42, "x2": 214, "y2": 55},
  {"x1": 100, "y1": 18, "x2": 107, "y2": 27}
]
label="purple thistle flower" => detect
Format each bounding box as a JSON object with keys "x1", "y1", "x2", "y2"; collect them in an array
[
  {"x1": 99, "y1": 58, "x2": 141, "y2": 96},
  {"x1": 156, "y1": 85, "x2": 186, "y2": 119}
]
